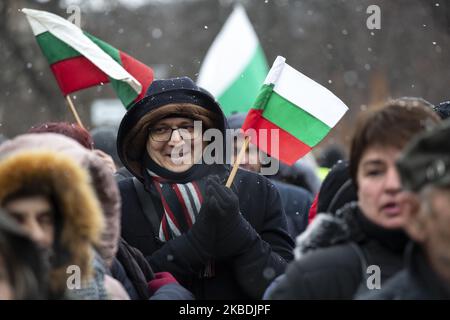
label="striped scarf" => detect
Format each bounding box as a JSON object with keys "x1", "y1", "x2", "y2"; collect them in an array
[
  {"x1": 147, "y1": 169, "x2": 215, "y2": 278},
  {"x1": 148, "y1": 169, "x2": 205, "y2": 242}
]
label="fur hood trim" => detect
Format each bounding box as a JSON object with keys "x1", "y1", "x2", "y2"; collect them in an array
[
  {"x1": 294, "y1": 202, "x2": 362, "y2": 260},
  {"x1": 0, "y1": 150, "x2": 104, "y2": 292},
  {"x1": 0, "y1": 133, "x2": 121, "y2": 267}
]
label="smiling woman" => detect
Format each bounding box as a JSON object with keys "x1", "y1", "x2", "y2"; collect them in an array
[
  {"x1": 146, "y1": 116, "x2": 204, "y2": 173},
  {"x1": 266, "y1": 97, "x2": 441, "y2": 300},
  {"x1": 116, "y1": 76, "x2": 294, "y2": 299}
]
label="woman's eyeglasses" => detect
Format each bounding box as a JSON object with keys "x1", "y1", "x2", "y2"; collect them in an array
[{"x1": 148, "y1": 124, "x2": 200, "y2": 142}]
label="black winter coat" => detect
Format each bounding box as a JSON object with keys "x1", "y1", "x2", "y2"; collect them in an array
[
  {"x1": 111, "y1": 237, "x2": 194, "y2": 300},
  {"x1": 271, "y1": 180, "x2": 312, "y2": 238},
  {"x1": 266, "y1": 202, "x2": 407, "y2": 299},
  {"x1": 357, "y1": 244, "x2": 450, "y2": 299},
  {"x1": 119, "y1": 168, "x2": 294, "y2": 300}
]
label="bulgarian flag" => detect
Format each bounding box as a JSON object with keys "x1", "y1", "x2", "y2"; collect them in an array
[
  {"x1": 197, "y1": 5, "x2": 268, "y2": 116},
  {"x1": 22, "y1": 8, "x2": 153, "y2": 109},
  {"x1": 242, "y1": 56, "x2": 348, "y2": 165}
]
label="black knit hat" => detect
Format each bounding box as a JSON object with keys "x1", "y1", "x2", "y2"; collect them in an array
[
  {"x1": 397, "y1": 119, "x2": 450, "y2": 192},
  {"x1": 117, "y1": 76, "x2": 226, "y2": 181},
  {"x1": 317, "y1": 160, "x2": 357, "y2": 214}
]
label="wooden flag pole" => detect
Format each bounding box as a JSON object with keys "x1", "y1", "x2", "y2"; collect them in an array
[
  {"x1": 65, "y1": 95, "x2": 85, "y2": 129},
  {"x1": 225, "y1": 135, "x2": 250, "y2": 188}
]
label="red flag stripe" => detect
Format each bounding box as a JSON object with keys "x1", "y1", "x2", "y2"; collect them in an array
[
  {"x1": 119, "y1": 51, "x2": 153, "y2": 102},
  {"x1": 50, "y1": 56, "x2": 109, "y2": 95},
  {"x1": 242, "y1": 109, "x2": 312, "y2": 165}
]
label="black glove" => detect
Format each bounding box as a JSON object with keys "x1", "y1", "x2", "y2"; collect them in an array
[
  {"x1": 184, "y1": 183, "x2": 217, "y2": 262},
  {"x1": 205, "y1": 175, "x2": 240, "y2": 224},
  {"x1": 205, "y1": 176, "x2": 256, "y2": 259}
]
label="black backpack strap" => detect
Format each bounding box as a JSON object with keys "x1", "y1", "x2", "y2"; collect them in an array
[
  {"x1": 349, "y1": 242, "x2": 372, "y2": 297},
  {"x1": 349, "y1": 242, "x2": 369, "y2": 278},
  {"x1": 132, "y1": 177, "x2": 161, "y2": 241}
]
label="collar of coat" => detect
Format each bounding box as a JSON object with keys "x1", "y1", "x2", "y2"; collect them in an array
[{"x1": 294, "y1": 202, "x2": 408, "y2": 260}]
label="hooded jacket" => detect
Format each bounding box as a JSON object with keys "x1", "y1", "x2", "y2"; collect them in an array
[
  {"x1": 0, "y1": 133, "x2": 121, "y2": 268},
  {"x1": 266, "y1": 202, "x2": 408, "y2": 299},
  {"x1": 0, "y1": 150, "x2": 103, "y2": 296},
  {"x1": 117, "y1": 77, "x2": 294, "y2": 299}
]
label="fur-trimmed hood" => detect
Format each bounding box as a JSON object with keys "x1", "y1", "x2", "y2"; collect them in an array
[
  {"x1": 294, "y1": 201, "x2": 409, "y2": 260},
  {"x1": 0, "y1": 150, "x2": 103, "y2": 294},
  {"x1": 0, "y1": 133, "x2": 121, "y2": 267},
  {"x1": 294, "y1": 202, "x2": 364, "y2": 259}
]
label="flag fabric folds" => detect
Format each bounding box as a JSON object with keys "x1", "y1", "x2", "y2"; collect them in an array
[
  {"x1": 242, "y1": 56, "x2": 349, "y2": 165},
  {"x1": 197, "y1": 4, "x2": 268, "y2": 116},
  {"x1": 22, "y1": 8, "x2": 153, "y2": 109}
]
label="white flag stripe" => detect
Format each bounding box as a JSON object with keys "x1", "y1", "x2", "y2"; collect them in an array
[
  {"x1": 263, "y1": 56, "x2": 285, "y2": 85},
  {"x1": 197, "y1": 4, "x2": 258, "y2": 97},
  {"x1": 272, "y1": 61, "x2": 348, "y2": 128},
  {"x1": 22, "y1": 8, "x2": 142, "y2": 93},
  {"x1": 24, "y1": 13, "x2": 47, "y2": 36},
  {"x1": 186, "y1": 183, "x2": 201, "y2": 213},
  {"x1": 179, "y1": 185, "x2": 196, "y2": 224}
]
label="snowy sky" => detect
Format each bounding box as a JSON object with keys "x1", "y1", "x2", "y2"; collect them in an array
[{"x1": 59, "y1": 0, "x2": 197, "y2": 11}]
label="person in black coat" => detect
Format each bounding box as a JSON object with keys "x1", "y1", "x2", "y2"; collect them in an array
[
  {"x1": 359, "y1": 119, "x2": 450, "y2": 299},
  {"x1": 272, "y1": 180, "x2": 312, "y2": 237},
  {"x1": 265, "y1": 98, "x2": 441, "y2": 299},
  {"x1": 116, "y1": 77, "x2": 294, "y2": 300}
]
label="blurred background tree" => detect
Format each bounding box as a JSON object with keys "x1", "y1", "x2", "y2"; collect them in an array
[{"x1": 0, "y1": 0, "x2": 449, "y2": 154}]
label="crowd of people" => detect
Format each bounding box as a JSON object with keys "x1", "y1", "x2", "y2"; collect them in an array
[{"x1": 0, "y1": 76, "x2": 449, "y2": 300}]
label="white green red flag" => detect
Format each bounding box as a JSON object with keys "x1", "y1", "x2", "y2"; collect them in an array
[
  {"x1": 197, "y1": 4, "x2": 268, "y2": 116},
  {"x1": 242, "y1": 56, "x2": 349, "y2": 165},
  {"x1": 22, "y1": 8, "x2": 153, "y2": 109}
]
